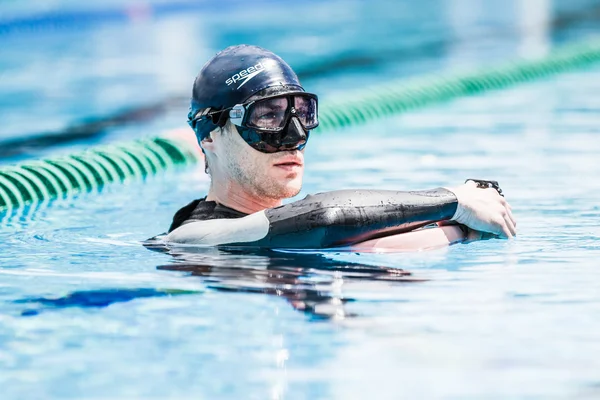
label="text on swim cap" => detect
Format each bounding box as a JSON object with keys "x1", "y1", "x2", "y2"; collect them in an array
[{"x1": 225, "y1": 62, "x2": 266, "y2": 89}]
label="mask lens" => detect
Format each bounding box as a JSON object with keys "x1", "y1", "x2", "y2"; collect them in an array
[
  {"x1": 293, "y1": 96, "x2": 318, "y2": 129},
  {"x1": 246, "y1": 97, "x2": 289, "y2": 130}
]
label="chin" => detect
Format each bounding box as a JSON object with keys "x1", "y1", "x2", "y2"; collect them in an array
[
  {"x1": 266, "y1": 168, "x2": 303, "y2": 199},
  {"x1": 281, "y1": 184, "x2": 302, "y2": 199},
  {"x1": 270, "y1": 178, "x2": 302, "y2": 199}
]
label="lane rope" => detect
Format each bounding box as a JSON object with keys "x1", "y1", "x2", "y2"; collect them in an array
[
  {"x1": 0, "y1": 137, "x2": 199, "y2": 210},
  {"x1": 318, "y1": 38, "x2": 600, "y2": 130}
]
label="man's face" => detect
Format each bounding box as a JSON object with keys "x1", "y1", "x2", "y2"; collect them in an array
[{"x1": 215, "y1": 121, "x2": 304, "y2": 200}]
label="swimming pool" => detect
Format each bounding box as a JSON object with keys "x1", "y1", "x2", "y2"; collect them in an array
[{"x1": 1, "y1": 0, "x2": 600, "y2": 399}]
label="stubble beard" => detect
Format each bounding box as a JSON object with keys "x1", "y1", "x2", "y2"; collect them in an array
[{"x1": 229, "y1": 157, "x2": 301, "y2": 201}]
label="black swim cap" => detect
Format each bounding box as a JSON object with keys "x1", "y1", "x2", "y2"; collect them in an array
[{"x1": 189, "y1": 45, "x2": 306, "y2": 141}]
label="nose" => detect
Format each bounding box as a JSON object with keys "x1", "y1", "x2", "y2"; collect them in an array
[{"x1": 281, "y1": 117, "x2": 307, "y2": 148}]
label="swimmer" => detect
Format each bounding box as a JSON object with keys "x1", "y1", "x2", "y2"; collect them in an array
[{"x1": 164, "y1": 45, "x2": 516, "y2": 251}]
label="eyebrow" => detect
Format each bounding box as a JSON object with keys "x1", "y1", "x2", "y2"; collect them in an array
[{"x1": 258, "y1": 104, "x2": 285, "y2": 111}]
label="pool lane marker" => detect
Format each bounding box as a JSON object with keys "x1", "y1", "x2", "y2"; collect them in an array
[
  {"x1": 0, "y1": 137, "x2": 199, "y2": 211},
  {"x1": 317, "y1": 39, "x2": 600, "y2": 130},
  {"x1": 0, "y1": 39, "x2": 599, "y2": 211}
]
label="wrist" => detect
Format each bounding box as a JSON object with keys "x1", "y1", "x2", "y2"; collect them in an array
[{"x1": 442, "y1": 186, "x2": 462, "y2": 221}]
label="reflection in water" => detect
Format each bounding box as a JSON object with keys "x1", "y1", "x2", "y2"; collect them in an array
[
  {"x1": 149, "y1": 242, "x2": 426, "y2": 320},
  {"x1": 14, "y1": 288, "x2": 198, "y2": 316},
  {"x1": 11, "y1": 242, "x2": 427, "y2": 320}
]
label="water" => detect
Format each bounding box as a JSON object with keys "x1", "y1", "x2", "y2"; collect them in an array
[{"x1": 1, "y1": 1, "x2": 600, "y2": 399}]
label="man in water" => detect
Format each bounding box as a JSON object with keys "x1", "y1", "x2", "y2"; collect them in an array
[{"x1": 165, "y1": 45, "x2": 516, "y2": 250}]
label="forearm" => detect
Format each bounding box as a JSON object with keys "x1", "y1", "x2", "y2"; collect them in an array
[
  {"x1": 245, "y1": 188, "x2": 458, "y2": 248},
  {"x1": 351, "y1": 225, "x2": 467, "y2": 252}
]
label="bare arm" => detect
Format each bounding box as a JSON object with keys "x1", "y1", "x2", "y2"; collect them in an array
[{"x1": 351, "y1": 225, "x2": 467, "y2": 252}]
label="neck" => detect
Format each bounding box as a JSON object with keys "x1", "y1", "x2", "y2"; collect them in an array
[{"x1": 205, "y1": 180, "x2": 282, "y2": 215}]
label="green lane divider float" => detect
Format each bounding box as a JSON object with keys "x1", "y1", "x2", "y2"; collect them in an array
[
  {"x1": 0, "y1": 137, "x2": 199, "y2": 210},
  {"x1": 1, "y1": 39, "x2": 599, "y2": 211},
  {"x1": 317, "y1": 38, "x2": 600, "y2": 130}
]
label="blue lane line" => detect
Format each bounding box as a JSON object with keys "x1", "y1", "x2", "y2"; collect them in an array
[{"x1": 0, "y1": 0, "x2": 286, "y2": 35}]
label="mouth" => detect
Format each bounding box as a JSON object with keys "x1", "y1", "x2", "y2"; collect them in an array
[{"x1": 273, "y1": 158, "x2": 303, "y2": 171}]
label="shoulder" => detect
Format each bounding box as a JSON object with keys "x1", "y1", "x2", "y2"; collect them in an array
[
  {"x1": 168, "y1": 197, "x2": 248, "y2": 232},
  {"x1": 168, "y1": 198, "x2": 206, "y2": 233}
]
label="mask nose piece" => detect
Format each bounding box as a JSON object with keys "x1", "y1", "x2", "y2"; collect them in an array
[{"x1": 281, "y1": 117, "x2": 307, "y2": 149}]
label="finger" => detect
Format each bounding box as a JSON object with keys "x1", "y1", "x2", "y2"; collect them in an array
[
  {"x1": 502, "y1": 221, "x2": 513, "y2": 239},
  {"x1": 500, "y1": 219, "x2": 513, "y2": 239},
  {"x1": 465, "y1": 180, "x2": 478, "y2": 188},
  {"x1": 498, "y1": 196, "x2": 516, "y2": 227},
  {"x1": 504, "y1": 212, "x2": 517, "y2": 237},
  {"x1": 505, "y1": 204, "x2": 517, "y2": 228}
]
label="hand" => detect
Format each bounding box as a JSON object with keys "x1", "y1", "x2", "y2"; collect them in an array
[{"x1": 446, "y1": 180, "x2": 517, "y2": 238}]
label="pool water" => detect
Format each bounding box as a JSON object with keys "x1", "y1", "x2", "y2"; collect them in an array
[{"x1": 1, "y1": 1, "x2": 600, "y2": 399}]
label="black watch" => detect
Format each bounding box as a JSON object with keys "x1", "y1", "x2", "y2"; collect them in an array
[{"x1": 465, "y1": 179, "x2": 504, "y2": 197}]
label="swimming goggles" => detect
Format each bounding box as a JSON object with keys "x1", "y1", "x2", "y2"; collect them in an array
[{"x1": 228, "y1": 93, "x2": 318, "y2": 132}]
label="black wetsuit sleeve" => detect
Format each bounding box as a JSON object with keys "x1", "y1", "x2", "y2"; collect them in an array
[{"x1": 238, "y1": 188, "x2": 458, "y2": 249}]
